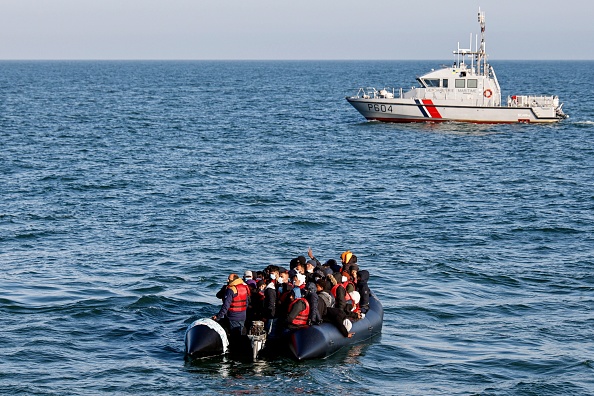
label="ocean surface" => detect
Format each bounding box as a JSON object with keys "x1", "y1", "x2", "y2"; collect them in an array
[{"x1": 1, "y1": 60, "x2": 593, "y2": 395}]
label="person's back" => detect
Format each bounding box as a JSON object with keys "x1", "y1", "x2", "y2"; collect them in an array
[
  {"x1": 356, "y1": 270, "x2": 371, "y2": 314},
  {"x1": 212, "y1": 274, "x2": 250, "y2": 337},
  {"x1": 286, "y1": 296, "x2": 309, "y2": 330},
  {"x1": 305, "y1": 282, "x2": 322, "y2": 324}
]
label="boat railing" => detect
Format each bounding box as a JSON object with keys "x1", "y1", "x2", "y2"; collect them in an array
[
  {"x1": 351, "y1": 87, "x2": 397, "y2": 99},
  {"x1": 507, "y1": 95, "x2": 560, "y2": 108}
]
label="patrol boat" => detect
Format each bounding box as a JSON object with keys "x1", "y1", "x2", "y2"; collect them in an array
[{"x1": 346, "y1": 9, "x2": 568, "y2": 124}]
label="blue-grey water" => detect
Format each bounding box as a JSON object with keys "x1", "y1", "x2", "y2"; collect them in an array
[{"x1": 1, "y1": 60, "x2": 593, "y2": 395}]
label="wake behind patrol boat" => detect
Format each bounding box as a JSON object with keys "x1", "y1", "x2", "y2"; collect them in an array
[{"x1": 346, "y1": 9, "x2": 568, "y2": 124}]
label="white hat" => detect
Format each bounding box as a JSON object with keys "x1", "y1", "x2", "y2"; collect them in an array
[
  {"x1": 342, "y1": 319, "x2": 353, "y2": 332},
  {"x1": 244, "y1": 271, "x2": 253, "y2": 278}
]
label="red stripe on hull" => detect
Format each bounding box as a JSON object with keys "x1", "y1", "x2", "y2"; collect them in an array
[{"x1": 421, "y1": 99, "x2": 443, "y2": 119}]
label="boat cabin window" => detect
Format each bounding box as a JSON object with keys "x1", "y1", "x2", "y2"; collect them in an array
[
  {"x1": 467, "y1": 79, "x2": 478, "y2": 88},
  {"x1": 423, "y1": 79, "x2": 440, "y2": 87},
  {"x1": 455, "y1": 79, "x2": 465, "y2": 88},
  {"x1": 442, "y1": 79, "x2": 449, "y2": 88}
]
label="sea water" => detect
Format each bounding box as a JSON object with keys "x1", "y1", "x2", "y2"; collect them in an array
[{"x1": 1, "y1": 60, "x2": 593, "y2": 395}]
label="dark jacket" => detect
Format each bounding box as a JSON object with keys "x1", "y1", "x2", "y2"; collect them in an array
[
  {"x1": 263, "y1": 283, "x2": 277, "y2": 319},
  {"x1": 357, "y1": 270, "x2": 371, "y2": 314}
]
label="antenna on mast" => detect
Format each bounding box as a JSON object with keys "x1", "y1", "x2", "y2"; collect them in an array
[{"x1": 477, "y1": 8, "x2": 487, "y2": 76}]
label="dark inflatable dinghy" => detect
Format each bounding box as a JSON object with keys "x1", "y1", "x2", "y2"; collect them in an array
[
  {"x1": 185, "y1": 294, "x2": 383, "y2": 361},
  {"x1": 287, "y1": 292, "x2": 383, "y2": 360}
]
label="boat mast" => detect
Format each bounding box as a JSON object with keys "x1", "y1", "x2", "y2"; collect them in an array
[{"x1": 477, "y1": 8, "x2": 487, "y2": 76}]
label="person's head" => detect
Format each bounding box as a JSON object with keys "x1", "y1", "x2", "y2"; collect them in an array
[
  {"x1": 227, "y1": 273, "x2": 239, "y2": 283},
  {"x1": 316, "y1": 278, "x2": 327, "y2": 292},
  {"x1": 257, "y1": 280, "x2": 266, "y2": 290},
  {"x1": 279, "y1": 270, "x2": 289, "y2": 284},
  {"x1": 341, "y1": 250, "x2": 353, "y2": 265},
  {"x1": 327, "y1": 273, "x2": 338, "y2": 286},
  {"x1": 295, "y1": 273, "x2": 306, "y2": 287},
  {"x1": 306, "y1": 260, "x2": 316, "y2": 273},
  {"x1": 243, "y1": 270, "x2": 253, "y2": 281},
  {"x1": 295, "y1": 263, "x2": 305, "y2": 275}
]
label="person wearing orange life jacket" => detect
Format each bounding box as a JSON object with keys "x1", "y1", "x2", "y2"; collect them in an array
[{"x1": 212, "y1": 273, "x2": 250, "y2": 337}]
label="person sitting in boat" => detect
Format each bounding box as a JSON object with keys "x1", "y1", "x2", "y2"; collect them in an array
[
  {"x1": 356, "y1": 270, "x2": 371, "y2": 315},
  {"x1": 212, "y1": 273, "x2": 250, "y2": 338},
  {"x1": 320, "y1": 280, "x2": 356, "y2": 338},
  {"x1": 324, "y1": 258, "x2": 342, "y2": 274},
  {"x1": 292, "y1": 272, "x2": 306, "y2": 298},
  {"x1": 243, "y1": 270, "x2": 257, "y2": 289},
  {"x1": 247, "y1": 279, "x2": 266, "y2": 325},
  {"x1": 305, "y1": 259, "x2": 318, "y2": 283},
  {"x1": 289, "y1": 255, "x2": 306, "y2": 270},
  {"x1": 263, "y1": 273, "x2": 277, "y2": 334},
  {"x1": 276, "y1": 270, "x2": 294, "y2": 319},
  {"x1": 305, "y1": 281, "x2": 322, "y2": 325},
  {"x1": 328, "y1": 272, "x2": 351, "y2": 311},
  {"x1": 340, "y1": 250, "x2": 357, "y2": 272},
  {"x1": 342, "y1": 271, "x2": 356, "y2": 294},
  {"x1": 285, "y1": 290, "x2": 310, "y2": 330}
]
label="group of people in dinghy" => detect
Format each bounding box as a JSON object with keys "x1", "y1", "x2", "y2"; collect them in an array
[{"x1": 212, "y1": 249, "x2": 370, "y2": 340}]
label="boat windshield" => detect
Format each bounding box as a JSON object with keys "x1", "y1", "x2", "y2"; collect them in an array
[{"x1": 423, "y1": 79, "x2": 440, "y2": 87}]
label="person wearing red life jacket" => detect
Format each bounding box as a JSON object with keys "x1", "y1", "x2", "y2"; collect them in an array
[
  {"x1": 212, "y1": 273, "x2": 250, "y2": 337},
  {"x1": 286, "y1": 293, "x2": 310, "y2": 330},
  {"x1": 329, "y1": 273, "x2": 351, "y2": 311}
]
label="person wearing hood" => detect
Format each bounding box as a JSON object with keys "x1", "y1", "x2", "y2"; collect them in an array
[
  {"x1": 340, "y1": 250, "x2": 358, "y2": 273},
  {"x1": 305, "y1": 281, "x2": 322, "y2": 325},
  {"x1": 212, "y1": 273, "x2": 250, "y2": 337}
]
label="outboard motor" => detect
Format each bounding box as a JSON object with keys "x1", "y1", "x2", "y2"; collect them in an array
[{"x1": 247, "y1": 320, "x2": 267, "y2": 360}]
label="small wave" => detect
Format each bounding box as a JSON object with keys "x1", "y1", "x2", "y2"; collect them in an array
[{"x1": 573, "y1": 120, "x2": 594, "y2": 125}]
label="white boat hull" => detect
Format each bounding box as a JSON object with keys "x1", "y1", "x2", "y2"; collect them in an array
[{"x1": 346, "y1": 97, "x2": 561, "y2": 124}]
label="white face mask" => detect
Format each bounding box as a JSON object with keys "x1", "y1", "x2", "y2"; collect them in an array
[
  {"x1": 342, "y1": 276, "x2": 347, "y2": 283},
  {"x1": 277, "y1": 277, "x2": 284, "y2": 284},
  {"x1": 307, "y1": 268, "x2": 313, "y2": 273}
]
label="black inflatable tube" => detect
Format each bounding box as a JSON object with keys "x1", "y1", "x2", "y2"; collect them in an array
[
  {"x1": 185, "y1": 319, "x2": 227, "y2": 359},
  {"x1": 288, "y1": 293, "x2": 384, "y2": 360}
]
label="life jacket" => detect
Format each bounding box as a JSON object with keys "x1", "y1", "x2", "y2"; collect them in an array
[
  {"x1": 228, "y1": 283, "x2": 250, "y2": 313},
  {"x1": 288, "y1": 298, "x2": 310, "y2": 326},
  {"x1": 331, "y1": 283, "x2": 352, "y2": 303}
]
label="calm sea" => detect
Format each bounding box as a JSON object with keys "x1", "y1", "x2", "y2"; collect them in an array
[{"x1": 1, "y1": 60, "x2": 593, "y2": 395}]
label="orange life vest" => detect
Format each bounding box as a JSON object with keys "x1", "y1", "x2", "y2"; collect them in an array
[
  {"x1": 228, "y1": 283, "x2": 249, "y2": 313},
  {"x1": 288, "y1": 298, "x2": 310, "y2": 326}
]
